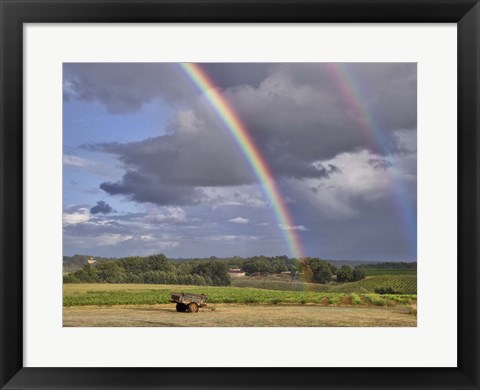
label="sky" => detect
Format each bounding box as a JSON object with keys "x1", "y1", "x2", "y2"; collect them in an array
[{"x1": 63, "y1": 63, "x2": 417, "y2": 261}]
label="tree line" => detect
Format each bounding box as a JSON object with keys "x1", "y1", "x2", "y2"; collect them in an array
[
  {"x1": 64, "y1": 254, "x2": 370, "y2": 286},
  {"x1": 64, "y1": 254, "x2": 231, "y2": 286}
]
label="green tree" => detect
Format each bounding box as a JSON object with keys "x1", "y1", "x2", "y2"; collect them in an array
[
  {"x1": 310, "y1": 260, "x2": 333, "y2": 284},
  {"x1": 302, "y1": 258, "x2": 333, "y2": 284},
  {"x1": 301, "y1": 261, "x2": 314, "y2": 282},
  {"x1": 95, "y1": 261, "x2": 126, "y2": 283},
  {"x1": 336, "y1": 265, "x2": 365, "y2": 282},
  {"x1": 146, "y1": 254, "x2": 173, "y2": 272},
  {"x1": 352, "y1": 268, "x2": 365, "y2": 281},
  {"x1": 71, "y1": 263, "x2": 100, "y2": 283},
  {"x1": 191, "y1": 261, "x2": 230, "y2": 286},
  {"x1": 336, "y1": 265, "x2": 353, "y2": 282}
]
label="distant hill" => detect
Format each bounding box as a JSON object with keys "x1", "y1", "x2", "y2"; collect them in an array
[
  {"x1": 355, "y1": 261, "x2": 417, "y2": 269},
  {"x1": 329, "y1": 260, "x2": 416, "y2": 267},
  {"x1": 327, "y1": 260, "x2": 384, "y2": 267}
]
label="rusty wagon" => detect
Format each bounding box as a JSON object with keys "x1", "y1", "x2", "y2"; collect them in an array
[{"x1": 171, "y1": 292, "x2": 207, "y2": 313}]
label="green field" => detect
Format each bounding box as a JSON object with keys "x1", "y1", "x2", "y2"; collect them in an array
[
  {"x1": 63, "y1": 283, "x2": 416, "y2": 307},
  {"x1": 332, "y1": 275, "x2": 416, "y2": 294},
  {"x1": 231, "y1": 274, "x2": 417, "y2": 294},
  {"x1": 359, "y1": 268, "x2": 417, "y2": 276}
]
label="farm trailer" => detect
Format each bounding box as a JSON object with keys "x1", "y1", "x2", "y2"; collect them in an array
[{"x1": 171, "y1": 292, "x2": 207, "y2": 313}]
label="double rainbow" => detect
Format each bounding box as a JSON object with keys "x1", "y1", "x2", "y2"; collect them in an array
[
  {"x1": 325, "y1": 63, "x2": 416, "y2": 254},
  {"x1": 179, "y1": 63, "x2": 416, "y2": 260},
  {"x1": 179, "y1": 63, "x2": 305, "y2": 260}
]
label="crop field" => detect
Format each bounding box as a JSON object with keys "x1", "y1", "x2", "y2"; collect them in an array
[
  {"x1": 231, "y1": 274, "x2": 417, "y2": 294},
  {"x1": 333, "y1": 275, "x2": 417, "y2": 294},
  {"x1": 231, "y1": 276, "x2": 334, "y2": 292},
  {"x1": 359, "y1": 268, "x2": 417, "y2": 276},
  {"x1": 64, "y1": 283, "x2": 416, "y2": 307}
]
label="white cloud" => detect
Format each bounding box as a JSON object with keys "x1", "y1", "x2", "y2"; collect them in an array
[
  {"x1": 96, "y1": 233, "x2": 133, "y2": 246},
  {"x1": 290, "y1": 146, "x2": 417, "y2": 220},
  {"x1": 279, "y1": 224, "x2": 307, "y2": 231},
  {"x1": 233, "y1": 191, "x2": 267, "y2": 208},
  {"x1": 229, "y1": 217, "x2": 249, "y2": 224},
  {"x1": 168, "y1": 109, "x2": 204, "y2": 135},
  {"x1": 145, "y1": 207, "x2": 187, "y2": 224},
  {"x1": 63, "y1": 207, "x2": 90, "y2": 225},
  {"x1": 202, "y1": 186, "x2": 267, "y2": 208},
  {"x1": 63, "y1": 154, "x2": 122, "y2": 179},
  {"x1": 205, "y1": 235, "x2": 258, "y2": 241},
  {"x1": 63, "y1": 155, "x2": 93, "y2": 168},
  {"x1": 64, "y1": 233, "x2": 133, "y2": 248},
  {"x1": 63, "y1": 79, "x2": 79, "y2": 99},
  {"x1": 153, "y1": 240, "x2": 179, "y2": 249}
]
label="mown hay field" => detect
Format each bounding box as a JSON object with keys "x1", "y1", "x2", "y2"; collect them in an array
[
  {"x1": 63, "y1": 303, "x2": 417, "y2": 327},
  {"x1": 64, "y1": 283, "x2": 416, "y2": 307}
]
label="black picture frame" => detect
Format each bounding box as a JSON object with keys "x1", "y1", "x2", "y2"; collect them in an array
[{"x1": 1, "y1": 1, "x2": 479, "y2": 389}]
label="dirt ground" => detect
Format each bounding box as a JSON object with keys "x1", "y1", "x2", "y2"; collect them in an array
[{"x1": 63, "y1": 304, "x2": 416, "y2": 327}]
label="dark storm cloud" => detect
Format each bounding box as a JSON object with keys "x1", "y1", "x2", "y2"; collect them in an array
[
  {"x1": 202, "y1": 63, "x2": 271, "y2": 89},
  {"x1": 297, "y1": 193, "x2": 417, "y2": 261},
  {"x1": 99, "y1": 171, "x2": 206, "y2": 206},
  {"x1": 63, "y1": 63, "x2": 189, "y2": 112},
  {"x1": 90, "y1": 200, "x2": 114, "y2": 214},
  {"x1": 86, "y1": 131, "x2": 254, "y2": 187},
  {"x1": 64, "y1": 63, "x2": 416, "y2": 137},
  {"x1": 226, "y1": 63, "x2": 416, "y2": 162},
  {"x1": 63, "y1": 63, "x2": 270, "y2": 113},
  {"x1": 89, "y1": 129, "x2": 333, "y2": 206},
  {"x1": 343, "y1": 63, "x2": 417, "y2": 131},
  {"x1": 69, "y1": 63, "x2": 416, "y2": 207}
]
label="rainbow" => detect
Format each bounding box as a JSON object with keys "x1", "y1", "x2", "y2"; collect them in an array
[
  {"x1": 325, "y1": 63, "x2": 417, "y2": 255},
  {"x1": 179, "y1": 63, "x2": 305, "y2": 260}
]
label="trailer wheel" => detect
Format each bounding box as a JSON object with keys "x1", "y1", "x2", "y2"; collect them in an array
[
  {"x1": 187, "y1": 302, "x2": 199, "y2": 313},
  {"x1": 176, "y1": 303, "x2": 187, "y2": 312}
]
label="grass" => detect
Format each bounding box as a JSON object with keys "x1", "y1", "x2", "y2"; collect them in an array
[
  {"x1": 64, "y1": 283, "x2": 416, "y2": 307},
  {"x1": 409, "y1": 303, "x2": 418, "y2": 317}
]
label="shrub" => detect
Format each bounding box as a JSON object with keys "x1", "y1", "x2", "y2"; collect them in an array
[
  {"x1": 375, "y1": 286, "x2": 401, "y2": 295},
  {"x1": 63, "y1": 273, "x2": 80, "y2": 283},
  {"x1": 350, "y1": 293, "x2": 362, "y2": 305},
  {"x1": 336, "y1": 266, "x2": 353, "y2": 283},
  {"x1": 328, "y1": 295, "x2": 342, "y2": 305},
  {"x1": 386, "y1": 294, "x2": 417, "y2": 305},
  {"x1": 364, "y1": 294, "x2": 390, "y2": 306},
  {"x1": 337, "y1": 266, "x2": 366, "y2": 283}
]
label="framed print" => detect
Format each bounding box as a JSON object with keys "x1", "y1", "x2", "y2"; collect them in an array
[
  {"x1": 60, "y1": 60, "x2": 420, "y2": 329},
  {"x1": 1, "y1": 0, "x2": 479, "y2": 389}
]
